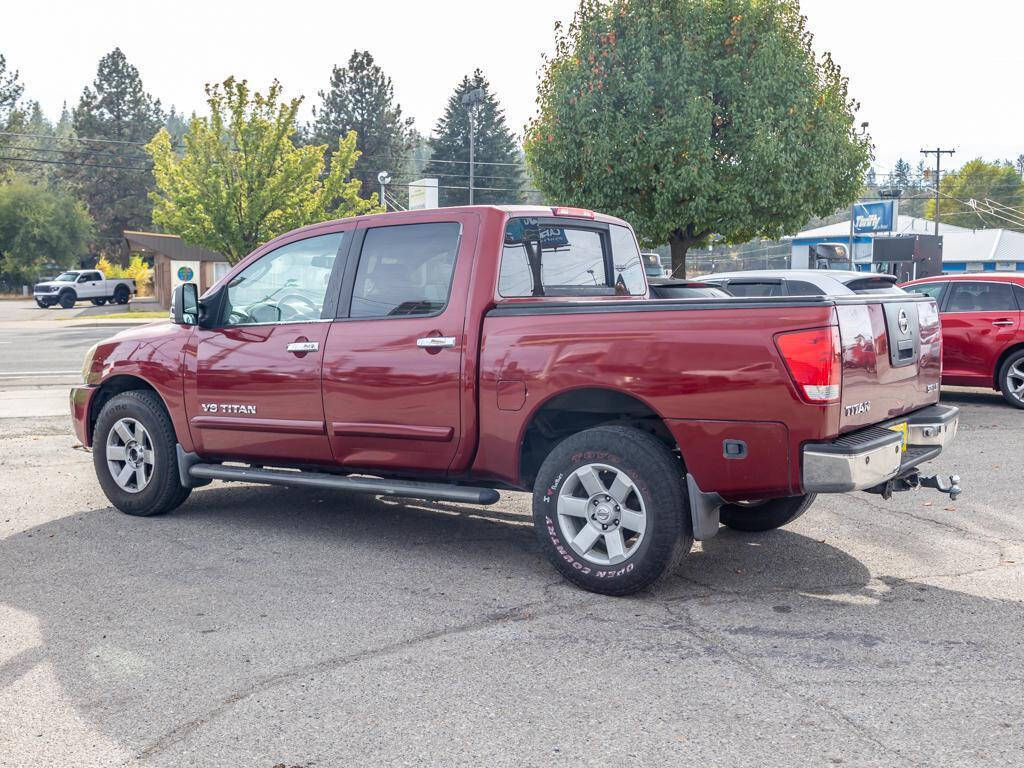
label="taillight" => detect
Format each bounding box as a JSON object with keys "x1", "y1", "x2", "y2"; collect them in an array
[{"x1": 775, "y1": 326, "x2": 841, "y2": 403}]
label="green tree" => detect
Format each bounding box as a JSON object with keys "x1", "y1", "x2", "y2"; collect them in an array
[
  {"x1": 423, "y1": 70, "x2": 523, "y2": 207},
  {"x1": 310, "y1": 51, "x2": 414, "y2": 183},
  {"x1": 147, "y1": 77, "x2": 382, "y2": 264},
  {"x1": 924, "y1": 158, "x2": 1024, "y2": 231},
  {"x1": 61, "y1": 48, "x2": 164, "y2": 249},
  {"x1": 0, "y1": 177, "x2": 94, "y2": 283},
  {"x1": 525, "y1": 0, "x2": 872, "y2": 275},
  {"x1": 892, "y1": 158, "x2": 912, "y2": 189},
  {"x1": 0, "y1": 52, "x2": 23, "y2": 124}
]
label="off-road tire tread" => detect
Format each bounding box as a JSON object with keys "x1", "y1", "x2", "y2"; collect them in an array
[
  {"x1": 532, "y1": 425, "x2": 692, "y2": 596},
  {"x1": 93, "y1": 390, "x2": 191, "y2": 516},
  {"x1": 719, "y1": 493, "x2": 817, "y2": 532}
]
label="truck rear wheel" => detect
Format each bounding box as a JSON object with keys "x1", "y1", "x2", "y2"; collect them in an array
[
  {"x1": 719, "y1": 494, "x2": 816, "y2": 532},
  {"x1": 532, "y1": 425, "x2": 692, "y2": 596},
  {"x1": 91, "y1": 298, "x2": 107, "y2": 306},
  {"x1": 113, "y1": 285, "x2": 130, "y2": 304},
  {"x1": 998, "y1": 349, "x2": 1024, "y2": 409},
  {"x1": 93, "y1": 390, "x2": 191, "y2": 516},
  {"x1": 58, "y1": 290, "x2": 76, "y2": 309}
]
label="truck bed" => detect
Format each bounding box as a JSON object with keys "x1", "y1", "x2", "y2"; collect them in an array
[{"x1": 473, "y1": 293, "x2": 940, "y2": 499}]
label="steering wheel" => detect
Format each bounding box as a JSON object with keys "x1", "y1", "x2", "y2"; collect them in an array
[
  {"x1": 228, "y1": 308, "x2": 251, "y2": 325},
  {"x1": 275, "y1": 293, "x2": 321, "y2": 321}
]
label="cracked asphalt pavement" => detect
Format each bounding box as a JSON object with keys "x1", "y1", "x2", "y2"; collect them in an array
[{"x1": 1, "y1": 387, "x2": 1022, "y2": 767}]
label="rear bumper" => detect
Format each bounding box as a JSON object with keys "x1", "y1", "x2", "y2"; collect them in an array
[
  {"x1": 802, "y1": 404, "x2": 959, "y2": 493},
  {"x1": 70, "y1": 385, "x2": 98, "y2": 446}
]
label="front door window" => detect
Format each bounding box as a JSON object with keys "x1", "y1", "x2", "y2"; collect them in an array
[{"x1": 223, "y1": 233, "x2": 343, "y2": 325}]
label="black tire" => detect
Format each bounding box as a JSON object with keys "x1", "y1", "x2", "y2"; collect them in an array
[
  {"x1": 532, "y1": 425, "x2": 692, "y2": 596},
  {"x1": 997, "y1": 349, "x2": 1024, "y2": 410},
  {"x1": 93, "y1": 390, "x2": 191, "y2": 516},
  {"x1": 113, "y1": 285, "x2": 130, "y2": 305},
  {"x1": 91, "y1": 297, "x2": 107, "y2": 306},
  {"x1": 35, "y1": 299, "x2": 50, "y2": 309},
  {"x1": 719, "y1": 494, "x2": 816, "y2": 532},
  {"x1": 58, "y1": 290, "x2": 76, "y2": 309}
]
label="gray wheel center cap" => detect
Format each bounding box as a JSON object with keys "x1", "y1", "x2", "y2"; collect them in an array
[{"x1": 594, "y1": 504, "x2": 613, "y2": 523}]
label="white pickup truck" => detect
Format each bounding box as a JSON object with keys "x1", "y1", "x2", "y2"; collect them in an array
[{"x1": 34, "y1": 270, "x2": 136, "y2": 309}]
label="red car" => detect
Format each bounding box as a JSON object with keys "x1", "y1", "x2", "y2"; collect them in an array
[
  {"x1": 71, "y1": 206, "x2": 960, "y2": 595},
  {"x1": 903, "y1": 274, "x2": 1024, "y2": 408}
]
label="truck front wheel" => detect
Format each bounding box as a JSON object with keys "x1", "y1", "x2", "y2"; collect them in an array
[
  {"x1": 532, "y1": 425, "x2": 692, "y2": 596},
  {"x1": 719, "y1": 494, "x2": 816, "y2": 532},
  {"x1": 58, "y1": 290, "x2": 76, "y2": 309},
  {"x1": 93, "y1": 390, "x2": 191, "y2": 516}
]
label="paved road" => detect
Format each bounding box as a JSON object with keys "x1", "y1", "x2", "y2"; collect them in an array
[
  {"x1": 0, "y1": 323, "x2": 133, "y2": 378},
  {"x1": 0, "y1": 296, "x2": 160, "y2": 322},
  {"x1": 1, "y1": 387, "x2": 1021, "y2": 767}
]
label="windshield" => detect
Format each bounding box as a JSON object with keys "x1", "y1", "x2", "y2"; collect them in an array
[{"x1": 54, "y1": 272, "x2": 79, "y2": 282}]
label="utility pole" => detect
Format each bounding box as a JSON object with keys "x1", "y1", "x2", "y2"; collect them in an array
[
  {"x1": 461, "y1": 88, "x2": 485, "y2": 205},
  {"x1": 920, "y1": 147, "x2": 955, "y2": 235}
]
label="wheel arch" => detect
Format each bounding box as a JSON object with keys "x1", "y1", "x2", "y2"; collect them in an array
[
  {"x1": 517, "y1": 386, "x2": 680, "y2": 489},
  {"x1": 993, "y1": 342, "x2": 1024, "y2": 389},
  {"x1": 88, "y1": 374, "x2": 166, "y2": 445}
]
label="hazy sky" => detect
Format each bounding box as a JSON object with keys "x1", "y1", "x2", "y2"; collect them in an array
[{"x1": 2, "y1": 0, "x2": 1021, "y2": 176}]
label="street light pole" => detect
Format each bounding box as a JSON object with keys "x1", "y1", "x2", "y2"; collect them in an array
[{"x1": 460, "y1": 88, "x2": 485, "y2": 206}]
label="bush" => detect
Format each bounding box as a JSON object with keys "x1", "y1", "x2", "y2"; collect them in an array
[{"x1": 96, "y1": 254, "x2": 153, "y2": 296}]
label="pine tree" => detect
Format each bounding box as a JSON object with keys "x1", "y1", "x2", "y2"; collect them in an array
[
  {"x1": 892, "y1": 158, "x2": 912, "y2": 189},
  {"x1": 310, "y1": 51, "x2": 414, "y2": 185},
  {"x1": 60, "y1": 48, "x2": 164, "y2": 252},
  {"x1": 423, "y1": 70, "x2": 522, "y2": 207}
]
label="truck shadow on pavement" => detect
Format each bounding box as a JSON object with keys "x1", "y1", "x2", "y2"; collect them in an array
[{"x1": 2, "y1": 484, "x2": 1021, "y2": 764}]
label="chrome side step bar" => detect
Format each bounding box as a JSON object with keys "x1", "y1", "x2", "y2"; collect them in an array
[{"x1": 187, "y1": 462, "x2": 501, "y2": 505}]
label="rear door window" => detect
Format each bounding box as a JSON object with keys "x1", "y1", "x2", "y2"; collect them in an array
[
  {"x1": 946, "y1": 281, "x2": 1016, "y2": 312},
  {"x1": 349, "y1": 222, "x2": 461, "y2": 318},
  {"x1": 904, "y1": 282, "x2": 948, "y2": 305},
  {"x1": 785, "y1": 280, "x2": 827, "y2": 296}
]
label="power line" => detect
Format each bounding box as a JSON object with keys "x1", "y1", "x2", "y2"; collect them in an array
[
  {"x1": 0, "y1": 130, "x2": 526, "y2": 167},
  {"x1": 0, "y1": 154, "x2": 152, "y2": 172}
]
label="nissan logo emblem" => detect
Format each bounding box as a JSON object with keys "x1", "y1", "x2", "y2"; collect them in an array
[{"x1": 898, "y1": 309, "x2": 910, "y2": 334}]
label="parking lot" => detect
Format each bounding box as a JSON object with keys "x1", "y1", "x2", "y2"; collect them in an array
[{"x1": 1, "y1": 367, "x2": 1021, "y2": 766}]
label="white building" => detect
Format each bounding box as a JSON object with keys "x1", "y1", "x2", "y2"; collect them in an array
[{"x1": 790, "y1": 215, "x2": 1024, "y2": 274}]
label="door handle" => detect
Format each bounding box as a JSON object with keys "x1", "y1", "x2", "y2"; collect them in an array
[
  {"x1": 416, "y1": 336, "x2": 456, "y2": 348},
  {"x1": 992, "y1": 320, "x2": 1015, "y2": 326},
  {"x1": 287, "y1": 341, "x2": 319, "y2": 352}
]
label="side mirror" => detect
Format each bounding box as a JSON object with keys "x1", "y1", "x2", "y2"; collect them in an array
[{"x1": 172, "y1": 283, "x2": 199, "y2": 325}]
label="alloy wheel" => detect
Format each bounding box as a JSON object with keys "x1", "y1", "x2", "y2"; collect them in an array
[
  {"x1": 556, "y1": 462, "x2": 648, "y2": 565},
  {"x1": 106, "y1": 417, "x2": 155, "y2": 493}
]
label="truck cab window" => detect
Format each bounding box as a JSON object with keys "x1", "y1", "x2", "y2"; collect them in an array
[
  {"x1": 499, "y1": 218, "x2": 614, "y2": 297},
  {"x1": 223, "y1": 232, "x2": 343, "y2": 325},
  {"x1": 349, "y1": 222, "x2": 461, "y2": 318}
]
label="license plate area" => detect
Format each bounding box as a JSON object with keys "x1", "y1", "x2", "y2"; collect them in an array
[{"x1": 888, "y1": 422, "x2": 908, "y2": 452}]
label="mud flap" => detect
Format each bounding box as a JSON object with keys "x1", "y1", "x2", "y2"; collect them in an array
[{"x1": 686, "y1": 473, "x2": 723, "y2": 540}]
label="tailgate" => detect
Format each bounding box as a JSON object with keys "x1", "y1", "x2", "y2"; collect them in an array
[{"x1": 835, "y1": 295, "x2": 942, "y2": 433}]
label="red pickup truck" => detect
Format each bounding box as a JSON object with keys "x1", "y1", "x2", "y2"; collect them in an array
[{"x1": 72, "y1": 206, "x2": 961, "y2": 595}]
